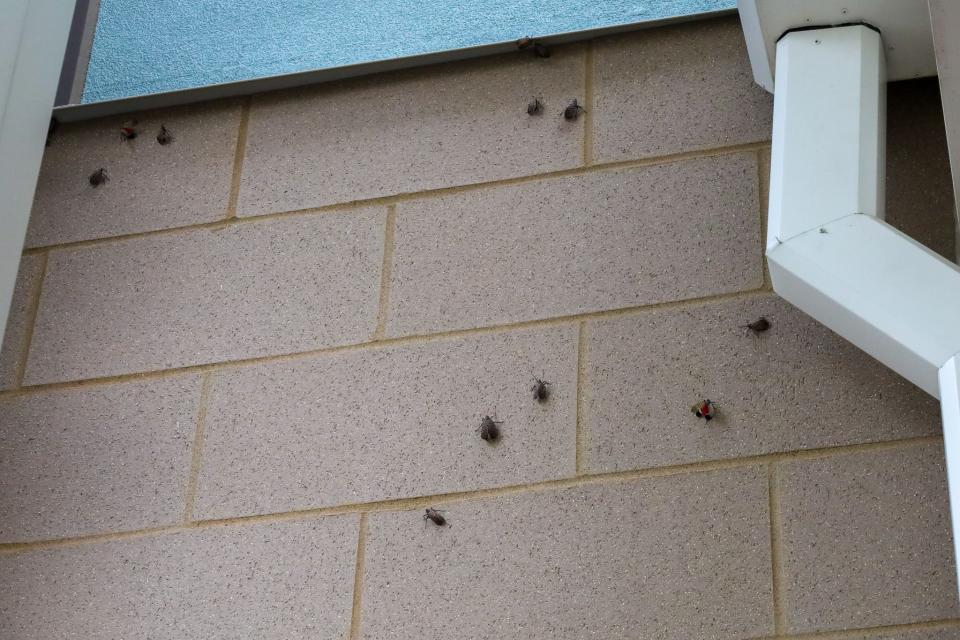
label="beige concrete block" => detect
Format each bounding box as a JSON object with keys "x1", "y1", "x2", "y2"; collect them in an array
[
  {"x1": 361, "y1": 467, "x2": 773, "y2": 640},
  {"x1": 584, "y1": 295, "x2": 939, "y2": 473},
  {"x1": 237, "y1": 47, "x2": 585, "y2": 216},
  {"x1": 0, "y1": 255, "x2": 43, "y2": 390},
  {"x1": 28, "y1": 100, "x2": 242, "y2": 247},
  {"x1": 195, "y1": 326, "x2": 577, "y2": 520},
  {"x1": 0, "y1": 376, "x2": 200, "y2": 542},
  {"x1": 593, "y1": 17, "x2": 772, "y2": 163},
  {"x1": 0, "y1": 517, "x2": 357, "y2": 639},
  {"x1": 779, "y1": 444, "x2": 958, "y2": 632},
  {"x1": 24, "y1": 209, "x2": 384, "y2": 384},
  {"x1": 387, "y1": 152, "x2": 762, "y2": 336}
]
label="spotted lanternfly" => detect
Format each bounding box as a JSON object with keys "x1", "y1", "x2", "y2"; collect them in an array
[
  {"x1": 516, "y1": 37, "x2": 549, "y2": 57},
  {"x1": 691, "y1": 399, "x2": 717, "y2": 421},
  {"x1": 532, "y1": 378, "x2": 551, "y2": 403},
  {"x1": 563, "y1": 99, "x2": 585, "y2": 121},
  {"x1": 744, "y1": 317, "x2": 771, "y2": 334},
  {"x1": 423, "y1": 508, "x2": 447, "y2": 527},
  {"x1": 89, "y1": 168, "x2": 109, "y2": 187},
  {"x1": 527, "y1": 98, "x2": 544, "y2": 116},
  {"x1": 477, "y1": 415, "x2": 502, "y2": 442},
  {"x1": 156, "y1": 125, "x2": 173, "y2": 145},
  {"x1": 120, "y1": 120, "x2": 138, "y2": 141}
]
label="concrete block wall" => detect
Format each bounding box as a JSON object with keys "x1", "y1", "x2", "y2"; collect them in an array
[{"x1": 1, "y1": 16, "x2": 958, "y2": 639}]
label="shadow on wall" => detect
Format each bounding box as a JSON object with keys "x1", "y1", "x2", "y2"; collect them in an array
[{"x1": 886, "y1": 77, "x2": 958, "y2": 262}]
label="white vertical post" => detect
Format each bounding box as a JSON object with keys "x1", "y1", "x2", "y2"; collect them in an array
[
  {"x1": 940, "y1": 355, "x2": 960, "y2": 594},
  {"x1": 928, "y1": 0, "x2": 960, "y2": 262},
  {"x1": 0, "y1": 0, "x2": 74, "y2": 352}
]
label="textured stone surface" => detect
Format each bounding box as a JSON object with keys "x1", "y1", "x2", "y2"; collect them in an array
[
  {"x1": 7, "y1": 23, "x2": 957, "y2": 640},
  {"x1": 25, "y1": 209, "x2": 384, "y2": 384},
  {"x1": 237, "y1": 47, "x2": 585, "y2": 216},
  {"x1": 361, "y1": 467, "x2": 773, "y2": 640},
  {"x1": 195, "y1": 326, "x2": 577, "y2": 519},
  {"x1": 0, "y1": 376, "x2": 200, "y2": 542},
  {"x1": 387, "y1": 152, "x2": 761, "y2": 336},
  {"x1": 779, "y1": 444, "x2": 958, "y2": 633},
  {"x1": 886, "y1": 78, "x2": 957, "y2": 261},
  {"x1": 583, "y1": 295, "x2": 939, "y2": 473},
  {"x1": 0, "y1": 255, "x2": 43, "y2": 390},
  {"x1": 0, "y1": 517, "x2": 358, "y2": 639},
  {"x1": 593, "y1": 17, "x2": 772, "y2": 163},
  {"x1": 28, "y1": 100, "x2": 242, "y2": 247}
]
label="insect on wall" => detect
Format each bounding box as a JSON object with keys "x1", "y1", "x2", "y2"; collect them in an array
[
  {"x1": 516, "y1": 37, "x2": 550, "y2": 58},
  {"x1": 563, "y1": 99, "x2": 585, "y2": 121},
  {"x1": 477, "y1": 415, "x2": 502, "y2": 442},
  {"x1": 691, "y1": 399, "x2": 717, "y2": 421},
  {"x1": 156, "y1": 125, "x2": 174, "y2": 145},
  {"x1": 120, "y1": 120, "x2": 138, "y2": 141},
  {"x1": 531, "y1": 378, "x2": 551, "y2": 403},
  {"x1": 88, "y1": 168, "x2": 109, "y2": 187},
  {"x1": 423, "y1": 508, "x2": 448, "y2": 527},
  {"x1": 743, "y1": 317, "x2": 770, "y2": 334}
]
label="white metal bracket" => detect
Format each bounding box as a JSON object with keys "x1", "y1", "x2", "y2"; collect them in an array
[
  {"x1": 767, "y1": 25, "x2": 960, "y2": 398},
  {"x1": 758, "y1": 20, "x2": 960, "y2": 598}
]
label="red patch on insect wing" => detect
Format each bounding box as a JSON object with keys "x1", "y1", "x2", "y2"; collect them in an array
[{"x1": 692, "y1": 400, "x2": 715, "y2": 420}]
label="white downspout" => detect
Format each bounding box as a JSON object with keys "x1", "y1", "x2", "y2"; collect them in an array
[{"x1": 766, "y1": 24, "x2": 960, "y2": 594}]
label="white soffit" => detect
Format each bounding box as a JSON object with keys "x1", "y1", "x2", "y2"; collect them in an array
[{"x1": 739, "y1": 0, "x2": 937, "y2": 92}]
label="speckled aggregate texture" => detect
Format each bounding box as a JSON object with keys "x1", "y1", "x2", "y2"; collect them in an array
[
  {"x1": 28, "y1": 100, "x2": 242, "y2": 247},
  {"x1": 237, "y1": 48, "x2": 584, "y2": 216},
  {"x1": 593, "y1": 17, "x2": 773, "y2": 162},
  {"x1": 0, "y1": 518, "x2": 358, "y2": 639},
  {"x1": 0, "y1": 255, "x2": 42, "y2": 390},
  {"x1": 779, "y1": 444, "x2": 959, "y2": 633},
  {"x1": 584, "y1": 295, "x2": 939, "y2": 473},
  {"x1": 24, "y1": 209, "x2": 385, "y2": 384},
  {"x1": 195, "y1": 327, "x2": 578, "y2": 519},
  {"x1": 387, "y1": 153, "x2": 762, "y2": 336},
  {"x1": 0, "y1": 376, "x2": 200, "y2": 542},
  {"x1": 362, "y1": 467, "x2": 773, "y2": 640}
]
